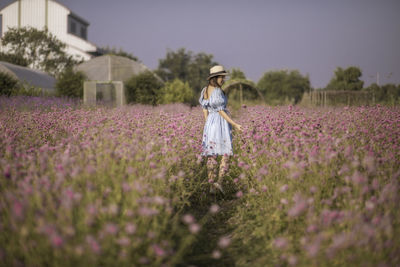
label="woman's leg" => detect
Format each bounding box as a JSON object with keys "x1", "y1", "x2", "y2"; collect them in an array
[
  {"x1": 218, "y1": 155, "x2": 230, "y2": 182},
  {"x1": 206, "y1": 155, "x2": 218, "y2": 182}
]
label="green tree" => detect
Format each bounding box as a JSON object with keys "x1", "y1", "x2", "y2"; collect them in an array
[
  {"x1": 325, "y1": 66, "x2": 364, "y2": 91},
  {"x1": 1, "y1": 27, "x2": 80, "y2": 76},
  {"x1": 100, "y1": 46, "x2": 139, "y2": 61},
  {"x1": 55, "y1": 68, "x2": 86, "y2": 98},
  {"x1": 156, "y1": 48, "x2": 218, "y2": 99},
  {"x1": 157, "y1": 79, "x2": 194, "y2": 105},
  {"x1": 0, "y1": 72, "x2": 19, "y2": 96},
  {"x1": 257, "y1": 69, "x2": 310, "y2": 105},
  {"x1": 125, "y1": 71, "x2": 163, "y2": 105},
  {"x1": 230, "y1": 68, "x2": 246, "y2": 80},
  {"x1": 0, "y1": 52, "x2": 28, "y2": 67},
  {"x1": 223, "y1": 68, "x2": 260, "y2": 104}
]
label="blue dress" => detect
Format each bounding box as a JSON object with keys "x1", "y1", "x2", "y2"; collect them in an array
[{"x1": 199, "y1": 87, "x2": 233, "y2": 156}]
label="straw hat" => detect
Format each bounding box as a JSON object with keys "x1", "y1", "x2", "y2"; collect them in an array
[{"x1": 207, "y1": 65, "x2": 229, "y2": 80}]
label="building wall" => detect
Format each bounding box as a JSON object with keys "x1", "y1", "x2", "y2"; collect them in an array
[
  {"x1": 0, "y1": 0, "x2": 96, "y2": 60},
  {"x1": 20, "y1": 0, "x2": 45, "y2": 29},
  {"x1": 0, "y1": 2, "x2": 18, "y2": 32}
]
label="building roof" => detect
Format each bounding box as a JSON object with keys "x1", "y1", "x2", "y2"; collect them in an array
[
  {"x1": 0, "y1": 61, "x2": 56, "y2": 92},
  {"x1": 75, "y1": 55, "x2": 160, "y2": 82}
]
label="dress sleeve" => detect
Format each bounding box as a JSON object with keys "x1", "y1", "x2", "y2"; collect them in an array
[
  {"x1": 199, "y1": 88, "x2": 209, "y2": 109},
  {"x1": 210, "y1": 88, "x2": 225, "y2": 111}
]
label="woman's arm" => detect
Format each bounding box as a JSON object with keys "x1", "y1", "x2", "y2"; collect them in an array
[
  {"x1": 203, "y1": 109, "x2": 208, "y2": 121},
  {"x1": 218, "y1": 110, "x2": 242, "y2": 132}
]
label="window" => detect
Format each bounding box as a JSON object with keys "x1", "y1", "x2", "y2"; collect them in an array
[
  {"x1": 80, "y1": 26, "x2": 87, "y2": 39},
  {"x1": 67, "y1": 14, "x2": 88, "y2": 40},
  {"x1": 70, "y1": 21, "x2": 76, "y2": 33}
]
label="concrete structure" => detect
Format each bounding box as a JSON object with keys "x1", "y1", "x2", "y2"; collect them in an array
[
  {"x1": 84, "y1": 81, "x2": 126, "y2": 107},
  {"x1": 0, "y1": 60, "x2": 56, "y2": 93},
  {"x1": 75, "y1": 54, "x2": 156, "y2": 82},
  {"x1": 0, "y1": 0, "x2": 99, "y2": 61},
  {"x1": 79, "y1": 55, "x2": 161, "y2": 107}
]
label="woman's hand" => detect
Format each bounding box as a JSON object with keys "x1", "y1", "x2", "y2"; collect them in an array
[{"x1": 233, "y1": 123, "x2": 243, "y2": 132}]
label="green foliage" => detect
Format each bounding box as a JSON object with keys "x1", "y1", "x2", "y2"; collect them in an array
[
  {"x1": 230, "y1": 68, "x2": 246, "y2": 80},
  {"x1": 156, "y1": 48, "x2": 218, "y2": 104},
  {"x1": 157, "y1": 79, "x2": 194, "y2": 105},
  {"x1": 223, "y1": 68, "x2": 262, "y2": 109},
  {"x1": 0, "y1": 52, "x2": 28, "y2": 67},
  {"x1": 257, "y1": 69, "x2": 310, "y2": 105},
  {"x1": 1, "y1": 27, "x2": 80, "y2": 76},
  {"x1": 55, "y1": 68, "x2": 86, "y2": 98},
  {"x1": 100, "y1": 45, "x2": 139, "y2": 61},
  {"x1": 11, "y1": 85, "x2": 48, "y2": 97},
  {"x1": 125, "y1": 71, "x2": 163, "y2": 105},
  {"x1": 0, "y1": 72, "x2": 19, "y2": 96},
  {"x1": 366, "y1": 82, "x2": 400, "y2": 105},
  {"x1": 325, "y1": 66, "x2": 364, "y2": 91}
]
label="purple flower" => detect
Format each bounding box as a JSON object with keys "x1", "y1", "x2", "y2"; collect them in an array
[
  {"x1": 218, "y1": 236, "x2": 231, "y2": 248},
  {"x1": 50, "y1": 233, "x2": 64, "y2": 248},
  {"x1": 209, "y1": 204, "x2": 220, "y2": 214},
  {"x1": 152, "y1": 244, "x2": 166, "y2": 257},
  {"x1": 125, "y1": 223, "x2": 136, "y2": 234},
  {"x1": 104, "y1": 223, "x2": 118, "y2": 235},
  {"x1": 288, "y1": 198, "x2": 308, "y2": 217},
  {"x1": 182, "y1": 214, "x2": 195, "y2": 224},
  {"x1": 273, "y1": 237, "x2": 288, "y2": 249},
  {"x1": 189, "y1": 223, "x2": 201, "y2": 234},
  {"x1": 236, "y1": 191, "x2": 243, "y2": 198},
  {"x1": 280, "y1": 184, "x2": 289, "y2": 193}
]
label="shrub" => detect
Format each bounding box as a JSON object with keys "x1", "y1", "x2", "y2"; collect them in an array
[
  {"x1": 125, "y1": 70, "x2": 163, "y2": 105},
  {"x1": 0, "y1": 72, "x2": 19, "y2": 96},
  {"x1": 0, "y1": 52, "x2": 28, "y2": 67},
  {"x1": 157, "y1": 79, "x2": 194, "y2": 105},
  {"x1": 55, "y1": 68, "x2": 86, "y2": 98}
]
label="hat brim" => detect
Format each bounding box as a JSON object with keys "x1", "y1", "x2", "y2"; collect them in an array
[{"x1": 207, "y1": 71, "x2": 229, "y2": 80}]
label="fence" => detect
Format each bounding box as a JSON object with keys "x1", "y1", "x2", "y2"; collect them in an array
[
  {"x1": 83, "y1": 81, "x2": 126, "y2": 107},
  {"x1": 300, "y1": 90, "x2": 375, "y2": 106}
]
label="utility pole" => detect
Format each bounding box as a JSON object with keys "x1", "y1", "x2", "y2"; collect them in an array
[{"x1": 377, "y1": 72, "x2": 379, "y2": 86}]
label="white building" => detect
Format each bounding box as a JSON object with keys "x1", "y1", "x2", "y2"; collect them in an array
[{"x1": 0, "y1": 0, "x2": 99, "y2": 61}]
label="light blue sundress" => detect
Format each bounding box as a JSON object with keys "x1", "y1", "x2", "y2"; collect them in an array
[{"x1": 199, "y1": 87, "x2": 233, "y2": 156}]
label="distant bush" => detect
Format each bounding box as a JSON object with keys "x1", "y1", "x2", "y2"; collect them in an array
[
  {"x1": 55, "y1": 68, "x2": 86, "y2": 98},
  {"x1": 0, "y1": 52, "x2": 28, "y2": 67},
  {"x1": 125, "y1": 71, "x2": 163, "y2": 105},
  {"x1": 366, "y1": 83, "x2": 400, "y2": 105},
  {"x1": 157, "y1": 79, "x2": 194, "y2": 105},
  {"x1": 0, "y1": 72, "x2": 19, "y2": 96}
]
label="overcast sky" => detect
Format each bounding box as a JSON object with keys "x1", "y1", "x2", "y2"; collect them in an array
[{"x1": 2, "y1": 0, "x2": 400, "y2": 88}]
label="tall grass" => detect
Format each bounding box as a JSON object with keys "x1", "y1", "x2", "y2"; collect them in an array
[{"x1": 0, "y1": 96, "x2": 399, "y2": 266}]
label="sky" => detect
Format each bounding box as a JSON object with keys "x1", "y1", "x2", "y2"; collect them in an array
[{"x1": 2, "y1": 0, "x2": 400, "y2": 88}]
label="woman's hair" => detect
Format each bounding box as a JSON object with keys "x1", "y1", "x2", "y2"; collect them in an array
[
  {"x1": 209, "y1": 76, "x2": 220, "y2": 87},
  {"x1": 204, "y1": 76, "x2": 225, "y2": 99}
]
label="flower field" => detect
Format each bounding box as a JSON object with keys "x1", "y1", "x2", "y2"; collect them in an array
[{"x1": 1, "y1": 96, "x2": 399, "y2": 266}]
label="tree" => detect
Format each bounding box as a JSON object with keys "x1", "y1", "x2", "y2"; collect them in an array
[
  {"x1": 99, "y1": 46, "x2": 139, "y2": 61},
  {"x1": 1, "y1": 27, "x2": 80, "y2": 76},
  {"x1": 0, "y1": 52, "x2": 28, "y2": 67},
  {"x1": 55, "y1": 68, "x2": 86, "y2": 98},
  {"x1": 257, "y1": 69, "x2": 310, "y2": 105},
  {"x1": 125, "y1": 71, "x2": 163, "y2": 105},
  {"x1": 325, "y1": 66, "x2": 364, "y2": 91},
  {"x1": 222, "y1": 68, "x2": 260, "y2": 103},
  {"x1": 157, "y1": 79, "x2": 194, "y2": 105},
  {"x1": 0, "y1": 72, "x2": 19, "y2": 96},
  {"x1": 156, "y1": 48, "x2": 218, "y2": 99},
  {"x1": 230, "y1": 68, "x2": 246, "y2": 80}
]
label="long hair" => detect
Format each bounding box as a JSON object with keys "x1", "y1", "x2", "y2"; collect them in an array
[{"x1": 204, "y1": 76, "x2": 225, "y2": 99}]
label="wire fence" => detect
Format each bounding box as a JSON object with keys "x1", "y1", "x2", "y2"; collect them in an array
[{"x1": 300, "y1": 90, "x2": 376, "y2": 106}]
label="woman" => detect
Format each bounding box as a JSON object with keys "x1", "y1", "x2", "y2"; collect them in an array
[{"x1": 199, "y1": 65, "x2": 243, "y2": 193}]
